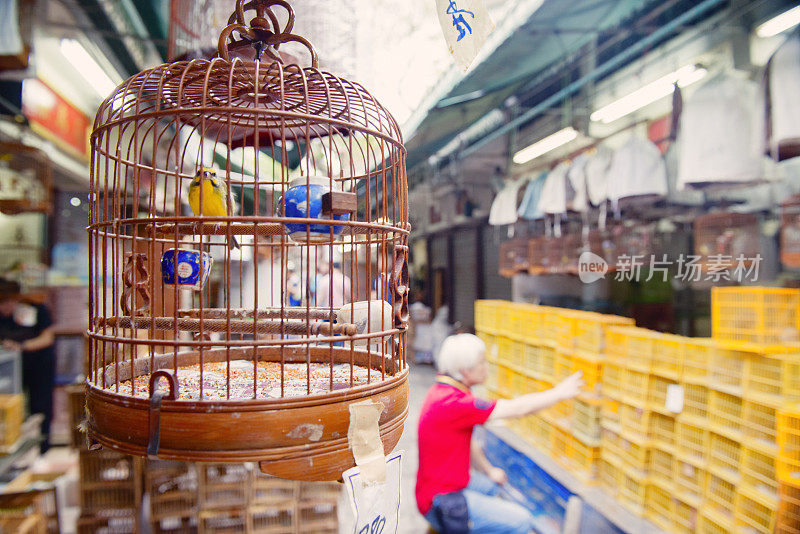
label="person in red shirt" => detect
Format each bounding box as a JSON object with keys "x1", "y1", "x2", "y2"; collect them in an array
[{"x1": 416, "y1": 333, "x2": 583, "y2": 533}]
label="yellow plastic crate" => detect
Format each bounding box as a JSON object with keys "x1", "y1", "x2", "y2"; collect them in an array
[
  {"x1": 573, "y1": 313, "x2": 633, "y2": 353},
  {"x1": 652, "y1": 333, "x2": 682, "y2": 379},
  {"x1": 743, "y1": 398, "x2": 778, "y2": 448},
  {"x1": 677, "y1": 419, "x2": 708, "y2": 463},
  {"x1": 539, "y1": 345, "x2": 556, "y2": 381},
  {"x1": 0, "y1": 394, "x2": 23, "y2": 448},
  {"x1": 746, "y1": 351, "x2": 800, "y2": 403},
  {"x1": 734, "y1": 485, "x2": 777, "y2": 534},
  {"x1": 647, "y1": 374, "x2": 678, "y2": 414},
  {"x1": 522, "y1": 344, "x2": 540, "y2": 376},
  {"x1": 511, "y1": 371, "x2": 528, "y2": 396},
  {"x1": 617, "y1": 432, "x2": 652, "y2": 474},
  {"x1": 778, "y1": 482, "x2": 800, "y2": 534},
  {"x1": 554, "y1": 351, "x2": 572, "y2": 381},
  {"x1": 551, "y1": 396, "x2": 572, "y2": 425},
  {"x1": 682, "y1": 337, "x2": 715, "y2": 384},
  {"x1": 705, "y1": 470, "x2": 737, "y2": 520},
  {"x1": 598, "y1": 457, "x2": 620, "y2": 497},
  {"x1": 711, "y1": 286, "x2": 800, "y2": 346},
  {"x1": 741, "y1": 443, "x2": 778, "y2": 499},
  {"x1": 531, "y1": 416, "x2": 552, "y2": 448},
  {"x1": 486, "y1": 362, "x2": 499, "y2": 391},
  {"x1": 619, "y1": 369, "x2": 652, "y2": 406},
  {"x1": 568, "y1": 435, "x2": 601, "y2": 482},
  {"x1": 674, "y1": 496, "x2": 700, "y2": 534},
  {"x1": 510, "y1": 305, "x2": 539, "y2": 340},
  {"x1": 497, "y1": 364, "x2": 514, "y2": 397},
  {"x1": 548, "y1": 311, "x2": 578, "y2": 349},
  {"x1": 778, "y1": 404, "x2": 800, "y2": 484},
  {"x1": 570, "y1": 351, "x2": 603, "y2": 394},
  {"x1": 495, "y1": 336, "x2": 512, "y2": 366},
  {"x1": 496, "y1": 303, "x2": 515, "y2": 337},
  {"x1": 602, "y1": 397, "x2": 621, "y2": 425},
  {"x1": 710, "y1": 347, "x2": 747, "y2": 395},
  {"x1": 699, "y1": 508, "x2": 735, "y2": 534},
  {"x1": 709, "y1": 390, "x2": 743, "y2": 440},
  {"x1": 509, "y1": 339, "x2": 526, "y2": 370},
  {"x1": 648, "y1": 446, "x2": 674, "y2": 483},
  {"x1": 571, "y1": 398, "x2": 602, "y2": 444},
  {"x1": 550, "y1": 426, "x2": 571, "y2": 468},
  {"x1": 681, "y1": 383, "x2": 709, "y2": 423},
  {"x1": 619, "y1": 403, "x2": 657, "y2": 443},
  {"x1": 649, "y1": 411, "x2": 676, "y2": 450},
  {"x1": 645, "y1": 481, "x2": 673, "y2": 531},
  {"x1": 474, "y1": 300, "x2": 498, "y2": 332},
  {"x1": 618, "y1": 463, "x2": 648, "y2": 516},
  {"x1": 625, "y1": 327, "x2": 658, "y2": 373},
  {"x1": 708, "y1": 431, "x2": 742, "y2": 481},
  {"x1": 674, "y1": 454, "x2": 706, "y2": 503},
  {"x1": 605, "y1": 326, "x2": 628, "y2": 364},
  {"x1": 601, "y1": 362, "x2": 624, "y2": 399},
  {"x1": 601, "y1": 423, "x2": 623, "y2": 461}
]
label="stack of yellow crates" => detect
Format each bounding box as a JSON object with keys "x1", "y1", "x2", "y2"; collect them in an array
[
  {"x1": 476, "y1": 286, "x2": 800, "y2": 534},
  {"x1": 777, "y1": 404, "x2": 800, "y2": 533},
  {"x1": 475, "y1": 301, "x2": 632, "y2": 484}
]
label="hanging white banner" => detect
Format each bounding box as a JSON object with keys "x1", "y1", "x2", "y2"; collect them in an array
[
  {"x1": 344, "y1": 450, "x2": 403, "y2": 534},
  {"x1": 435, "y1": 0, "x2": 494, "y2": 70}
]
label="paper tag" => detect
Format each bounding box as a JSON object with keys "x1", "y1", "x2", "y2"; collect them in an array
[
  {"x1": 665, "y1": 384, "x2": 684, "y2": 414},
  {"x1": 344, "y1": 450, "x2": 403, "y2": 534},
  {"x1": 348, "y1": 400, "x2": 386, "y2": 484},
  {"x1": 435, "y1": 0, "x2": 494, "y2": 70}
]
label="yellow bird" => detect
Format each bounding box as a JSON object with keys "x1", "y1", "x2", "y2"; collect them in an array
[{"x1": 188, "y1": 168, "x2": 239, "y2": 249}]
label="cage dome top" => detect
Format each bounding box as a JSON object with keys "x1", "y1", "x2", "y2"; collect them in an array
[{"x1": 93, "y1": 0, "x2": 403, "y2": 149}]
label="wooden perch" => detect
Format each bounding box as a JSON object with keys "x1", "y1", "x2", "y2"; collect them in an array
[{"x1": 98, "y1": 316, "x2": 358, "y2": 336}]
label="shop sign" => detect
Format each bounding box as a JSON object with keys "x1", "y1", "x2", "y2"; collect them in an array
[{"x1": 21, "y1": 79, "x2": 90, "y2": 160}]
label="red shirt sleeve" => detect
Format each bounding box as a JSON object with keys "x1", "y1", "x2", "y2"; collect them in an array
[{"x1": 442, "y1": 393, "x2": 496, "y2": 430}]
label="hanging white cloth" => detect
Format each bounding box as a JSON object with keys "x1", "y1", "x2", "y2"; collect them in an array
[
  {"x1": 607, "y1": 135, "x2": 668, "y2": 206},
  {"x1": 517, "y1": 171, "x2": 547, "y2": 220},
  {"x1": 0, "y1": 0, "x2": 22, "y2": 56},
  {"x1": 488, "y1": 178, "x2": 525, "y2": 225},
  {"x1": 585, "y1": 145, "x2": 612, "y2": 206},
  {"x1": 677, "y1": 72, "x2": 765, "y2": 188},
  {"x1": 567, "y1": 152, "x2": 590, "y2": 212},
  {"x1": 767, "y1": 33, "x2": 800, "y2": 160},
  {"x1": 537, "y1": 160, "x2": 571, "y2": 215}
]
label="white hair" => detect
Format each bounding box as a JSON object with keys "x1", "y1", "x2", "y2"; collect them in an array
[{"x1": 437, "y1": 334, "x2": 486, "y2": 381}]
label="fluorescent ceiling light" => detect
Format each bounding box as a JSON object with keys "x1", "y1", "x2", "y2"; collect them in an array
[
  {"x1": 513, "y1": 127, "x2": 578, "y2": 165},
  {"x1": 756, "y1": 6, "x2": 800, "y2": 38},
  {"x1": 59, "y1": 39, "x2": 118, "y2": 98},
  {"x1": 590, "y1": 64, "x2": 707, "y2": 124}
]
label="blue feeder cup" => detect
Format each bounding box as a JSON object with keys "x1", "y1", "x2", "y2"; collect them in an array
[
  {"x1": 281, "y1": 176, "x2": 349, "y2": 243},
  {"x1": 161, "y1": 248, "x2": 213, "y2": 290}
]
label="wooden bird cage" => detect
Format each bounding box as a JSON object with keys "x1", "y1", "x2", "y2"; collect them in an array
[
  {"x1": 0, "y1": 142, "x2": 52, "y2": 215},
  {"x1": 498, "y1": 238, "x2": 529, "y2": 277},
  {"x1": 86, "y1": 0, "x2": 409, "y2": 481}
]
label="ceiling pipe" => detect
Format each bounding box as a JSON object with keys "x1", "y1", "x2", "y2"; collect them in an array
[{"x1": 454, "y1": 0, "x2": 725, "y2": 161}]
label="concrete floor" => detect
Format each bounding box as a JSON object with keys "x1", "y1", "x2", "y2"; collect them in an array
[{"x1": 339, "y1": 361, "x2": 437, "y2": 533}]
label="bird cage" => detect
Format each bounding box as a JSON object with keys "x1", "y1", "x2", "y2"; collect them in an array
[
  {"x1": 0, "y1": 142, "x2": 52, "y2": 215},
  {"x1": 498, "y1": 238, "x2": 529, "y2": 277},
  {"x1": 86, "y1": 0, "x2": 409, "y2": 481},
  {"x1": 781, "y1": 194, "x2": 800, "y2": 269}
]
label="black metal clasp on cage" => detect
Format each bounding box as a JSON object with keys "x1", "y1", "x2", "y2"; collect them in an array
[{"x1": 147, "y1": 370, "x2": 179, "y2": 460}]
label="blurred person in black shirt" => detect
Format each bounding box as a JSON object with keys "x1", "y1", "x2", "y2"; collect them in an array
[{"x1": 0, "y1": 279, "x2": 55, "y2": 452}]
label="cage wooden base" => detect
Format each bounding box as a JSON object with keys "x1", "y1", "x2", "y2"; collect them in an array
[{"x1": 86, "y1": 347, "x2": 407, "y2": 481}]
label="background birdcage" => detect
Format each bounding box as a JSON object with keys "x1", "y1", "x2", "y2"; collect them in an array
[{"x1": 86, "y1": 0, "x2": 409, "y2": 481}]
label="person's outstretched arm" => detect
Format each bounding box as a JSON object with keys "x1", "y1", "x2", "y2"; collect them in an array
[{"x1": 488, "y1": 372, "x2": 584, "y2": 421}]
